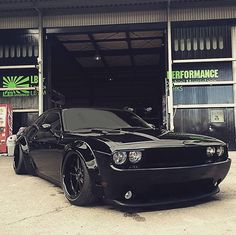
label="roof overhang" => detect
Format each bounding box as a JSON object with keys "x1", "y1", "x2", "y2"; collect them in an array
[
  {"x1": 0, "y1": 1, "x2": 236, "y2": 29},
  {"x1": 0, "y1": 0, "x2": 236, "y2": 15}
]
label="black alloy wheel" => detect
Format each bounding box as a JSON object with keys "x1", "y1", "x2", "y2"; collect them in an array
[
  {"x1": 62, "y1": 153, "x2": 96, "y2": 206},
  {"x1": 66, "y1": 155, "x2": 84, "y2": 198}
]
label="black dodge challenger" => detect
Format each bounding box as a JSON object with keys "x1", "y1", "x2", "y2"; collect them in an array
[{"x1": 13, "y1": 108, "x2": 231, "y2": 207}]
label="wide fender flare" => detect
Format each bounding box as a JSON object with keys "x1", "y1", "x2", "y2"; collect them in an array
[
  {"x1": 61, "y1": 141, "x2": 103, "y2": 196},
  {"x1": 61, "y1": 140, "x2": 99, "y2": 177}
]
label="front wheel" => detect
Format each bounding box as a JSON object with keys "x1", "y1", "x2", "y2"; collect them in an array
[{"x1": 61, "y1": 153, "x2": 96, "y2": 206}]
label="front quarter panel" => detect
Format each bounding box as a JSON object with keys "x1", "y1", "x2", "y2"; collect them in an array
[{"x1": 62, "y1": 138, "x2": 109, "y2": 198}]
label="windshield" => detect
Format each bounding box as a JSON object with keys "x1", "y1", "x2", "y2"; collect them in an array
[{"x1": 62, "y1": 108, "x2": 150, "y2": 132}]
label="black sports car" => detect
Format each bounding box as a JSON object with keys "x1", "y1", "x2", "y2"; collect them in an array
[{"x1": 13, "y1": 108, "x2": 231, "y2": 207}]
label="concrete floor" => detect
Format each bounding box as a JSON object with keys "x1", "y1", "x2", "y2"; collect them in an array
[{"x1": 0, "y1": 153, "x2": 235, "y2": 235}]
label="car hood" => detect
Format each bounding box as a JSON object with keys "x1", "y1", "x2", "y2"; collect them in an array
[{"x1": 69, "y1": 128, "x2": 225, "y2": 152}]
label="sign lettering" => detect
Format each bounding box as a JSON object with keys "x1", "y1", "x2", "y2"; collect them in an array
[
  {"x1": 1, "y1": 75, "x2": 45, "y2": 97},
  {"x1": 167, "y1": 69, "x2": 219, "y2": 81}
]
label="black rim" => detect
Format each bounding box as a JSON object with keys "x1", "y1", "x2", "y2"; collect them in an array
[{"x1": 63, "y1": 155, "x2": 85, "y2": 199}]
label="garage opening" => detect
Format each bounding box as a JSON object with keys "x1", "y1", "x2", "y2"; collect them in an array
[{"x1": 46, "y1": 27, "x2": 167, "y2": 127}]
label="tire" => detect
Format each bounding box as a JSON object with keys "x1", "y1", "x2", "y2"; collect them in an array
[
  {"x1": 13, "y1": 144, "x2": 27, "y2": 175},
  {"x1": 24, "y1": 154, "x2": 37, "y2": 176},
  {"x1": 61, "y1": 153, "x2": 96, "y2": 206}
]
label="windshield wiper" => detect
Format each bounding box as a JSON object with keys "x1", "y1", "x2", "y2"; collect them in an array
[
  {"x1": 71, "y1": 127, "x2": 121, "y2": 133},
  {"x1": 114, "y1": 126, "x2": 152, "y2": 131}
]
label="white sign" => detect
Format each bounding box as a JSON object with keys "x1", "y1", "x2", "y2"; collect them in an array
[
  {"x1": 211, "y1": 110, "x2": 224, "y2": 123},
  {"x1": 0, "y1": 107, "x2": 6, "y2": 127}
]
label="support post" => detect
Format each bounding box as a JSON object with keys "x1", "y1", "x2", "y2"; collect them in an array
[
  {"x1": 231, "y1": 26, "x2": 236, "y2": 142},
  {"x1": 38, "y1": 10, "x2": 44, "y2": 115},
  {"x1": 167, "y1": 0, "x2": 174, "y2": 131}
]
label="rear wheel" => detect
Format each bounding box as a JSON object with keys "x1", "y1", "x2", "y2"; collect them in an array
[
  {"x1": 61, "y1": 153, "x2": 96, "y2": 206},
  {"x1": 13, "y1": 145, "x2": 27, "y2": 174}
]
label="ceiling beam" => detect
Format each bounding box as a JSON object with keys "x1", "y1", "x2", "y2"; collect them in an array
[
  {"x1": 71, "y1": 47, "x2": 161, "y2": 57},
  {"x1": 87, "y1": 33, "x2": 113, "y2": 77},
  {"x1": 84, "y1": 64, "x2": 160, "y2": 73},
  {"x1": 59, "y1": 36, "x2": 163, "y2": 44},
  {"x1": 88, "y1": 33, "x2": 109, "y2": 69}
]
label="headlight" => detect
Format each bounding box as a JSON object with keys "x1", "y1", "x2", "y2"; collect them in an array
[
  {"x1": 113, "y1": 151, "x2": 127, "y2": 165},
  {"x1": 129, "y1": 151, "x2": 142, "y2": 163},
  {"x1": 216, "y1": 146, "x2": 225, "y2": 156},
  {"x1": 206, "y1": 146, "x2": 216, "y2": 157}
]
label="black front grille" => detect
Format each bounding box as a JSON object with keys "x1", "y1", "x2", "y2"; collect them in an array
[{"x1": 142, "y1": 147, "x2": 207, "y2": 168}]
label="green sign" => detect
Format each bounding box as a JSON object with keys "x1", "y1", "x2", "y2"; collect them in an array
[
  {"x1": 167, "y1": 69, "x2": 220, "y2": 92},
  {"x1": 167, "y1": 69, "x2": 219, "y2": 82},
  {"x1": 1, "y1": 75, "x2": 44, "y2": 97}
]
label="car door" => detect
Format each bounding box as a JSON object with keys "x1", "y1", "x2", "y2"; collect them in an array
[
  {"x1": 26, "y1": 113, "x2": 46, "y2": 167},
  {"x1": 30, "y1": 111, "x2": 64, "y2": 183}
]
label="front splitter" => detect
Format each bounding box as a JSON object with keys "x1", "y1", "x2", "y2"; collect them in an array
[{"x1": 107, "y1": 186, "x2": 220, "y2": 208}]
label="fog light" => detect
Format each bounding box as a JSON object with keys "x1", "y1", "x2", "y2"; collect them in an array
[
  {"x1": 125, "y1": 191, "x2": 133, "y2": 200},
  {"x1": 206, "y1": 146, "x2": 215, "y2": 157},
  {"x1": 216, "y1": 146, "x2": 225, "y2": 157}
]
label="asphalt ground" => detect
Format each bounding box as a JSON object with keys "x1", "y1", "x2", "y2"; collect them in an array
[{"x1": 0, "y1": 153, "x2": 235, "y2": 235}]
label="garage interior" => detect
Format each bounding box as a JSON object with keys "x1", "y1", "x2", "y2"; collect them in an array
[{"x1": 47, "y1": 28, "x2": 166, "y2": 126}]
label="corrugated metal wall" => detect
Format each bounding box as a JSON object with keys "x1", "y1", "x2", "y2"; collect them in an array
[
  {"x1": 0, "y1": 6, "x2": 236, "y2": 29},
  {"x1": 171, "y1": 7, "x2": 236, "y2": 22},
  {"x1": 43, "y1": 10, "x2": 167, "y2": 28},
  {"x1": 0, "y1": 16, "x2": 38, "y2": 29},
  {"x1": 172, "y1": 26, "x2": 232, "y2": 59}
]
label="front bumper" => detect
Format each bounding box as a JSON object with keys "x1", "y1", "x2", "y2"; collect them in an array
[{"x1": 98, "y1": 158, "x2": 231, "y2": 207}]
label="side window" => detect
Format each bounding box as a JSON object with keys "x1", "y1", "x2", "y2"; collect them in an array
[
  {"x1": 26, "y1": 126, "x2": 38, "y2": 141},
  {"x1": 35, "y1": 112, "x2": 62, "y2": 139},
  {"x1": 35, "y1": 114, "x2": 46, "y2": 127},
  {"x1": 43, "y1": 112, "x2": 62, "y2": 132}
]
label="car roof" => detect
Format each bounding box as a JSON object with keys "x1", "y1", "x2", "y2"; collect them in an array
[
  {"x1": 45, "y1": 107, "x2": 128, "y2": 113},
  {"x1": 63, "y1": 107, "x2": 126, "y2": 112}
]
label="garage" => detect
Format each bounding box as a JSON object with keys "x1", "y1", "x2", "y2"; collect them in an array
[
  {"x1": 46, "y1": 26, "x2": 166, "y2": 127},
  {"x1": 1, "y1": 0, "x2": 236, "y2": 150}
]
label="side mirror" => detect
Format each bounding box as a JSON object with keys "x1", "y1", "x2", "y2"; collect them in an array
[
  {"x1": 42, "y1": 123, "x2": 61, "y2": 138},
  {"x1": 41, "y1": 123, "x2": 51, "y2": 131},
  {"x1": 16, "y1": 127, "x2": 27, "y2": 137}
]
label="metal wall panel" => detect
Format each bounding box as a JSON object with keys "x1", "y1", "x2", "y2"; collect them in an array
[
  {"x1": 171, "y1": 7, "x2": 236, "y2": 21},
  {"x1": 0, "y1": 30, "x2": 39, "y2": 111},
  {"x1": 0, "y1": 0, "x2": 234, "y2": 12},
  {"x1": 43, "y1": 10, "x2": 167, "y2": 28},
  {"x1": 174, "y1": 108, "x2": 236, "y2": 149},
  {"x1": 0, "y1": 6, "x2": 236, "y2": 29},
  {"x1": 172, "y1": 26, "x2": 232, "y2": 59},
  {"x1": 0, "y1": 16, "x2": 38, "y2": 29},
  {"x1": 43, "y1": 7, "x2": 236, "y2": 28},
  {"x1": 0, "y1": 96, "x2": 38, "y2": 109}
]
